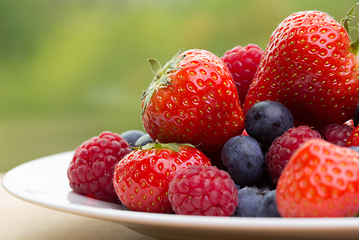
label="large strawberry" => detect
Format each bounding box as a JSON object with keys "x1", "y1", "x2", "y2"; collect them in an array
[
  {"x1": 243, "y1": 4, "x2": 359, "y2": 129},
  {"x1": 276, "y1": 138, "x2": 359, "y2": 217},
  {"x1": 345, "y1": 125, "x2": 359, "y2": 146},
  {"x1": 141, "y1": 49, "x2": 245, "y2": 154},
  {"x1": 112, "y1": 142, "x2": 212, "y2": 213}
]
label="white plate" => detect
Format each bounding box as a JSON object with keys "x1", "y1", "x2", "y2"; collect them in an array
[{"x1": 3, "y1": 151, "x2": 359, "y2": 240}]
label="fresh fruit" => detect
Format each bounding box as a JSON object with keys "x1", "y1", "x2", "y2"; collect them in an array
[
  {"x1": 221, "y1": 44, "x2": 264, "y2": 106},
  {"x1": 256, "y1": 190, "x2": 281, "y2": 217},
  {"x1": 120, "y1": 130, "x2": 146, "y2": 148},
  {"x1": 201, "y1": 149, "x2": 223, "y2": 169},
  {"x1": 244, "y1": 100, "x2": 294, "y2": 146},
  {"x1": 112, "y1": 142, "x2": 212, "y2": 213},
  {"x1": 241, "y1": 128, "x2": 249, "y2": 136},
  {"x1": 66, "y1": 5, "x2": 359, "y2": 219},
  {"x1": 141, "y1": 49, "x2": 245, "y2": 154},
  {"x1": 349, "y1": 146, "x2": 359, "y2": 153},
  {"x1": 276, "y1": 138, "x2": 359, "y2": 217},
  {"x1": 265, "y1": 125, "x2": 322, "y2": 184},
  {"x1": 345, "y1": 125, "x2": 359, "y2": 147},
  {"x1": 221, "y1": 135, "x2": 265, "y2": 186},
  {"x1": 243, "y1": 7, "x2": 359, "y2": 129},
  {"x1": 354, "y1": 105, "x2": 359, "y2": 127},
  {"x1": 321, "y1": 123, "x2": 352, "y2": 146},
  {"x1": 168, "y1": 165, "x2": 238, "y2": 216},
  {"x1": 67, "y1": 131, "x2": 132, "y2": 203},
  {"x1": 344, "y1": 119, "x2": 354, "y2": 128},
  {"x1": 254, "y1": 173, "x2": 276, "y2": 191},
  {"x1": 134, "y1": 133, "x2": 154, "y2": 147},
  {"x1": 232, "y1": 186, "x2": 268, "y2": 217}
]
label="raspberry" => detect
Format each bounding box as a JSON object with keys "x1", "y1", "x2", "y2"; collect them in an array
[
  {"x1": 168, "y1": 165, "x2": 238, "y2": 216},
  {"x1": 321, "y1": 123, "x2": 353, "y2": 146},
  {"x1": 67, "y1": 131, "x2": 132, "y2": 202},
  {"x1": 265, "y1": 126, "x2": 321, "y2": 184},
  {"x1": 221, "y1": 44, "x2": 264, "y2": 106}
]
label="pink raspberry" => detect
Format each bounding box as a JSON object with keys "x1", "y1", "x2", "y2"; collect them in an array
[
  {"x1": 221, "y1": 44, "x2": 264, "y2": 106},
  {"x1": 265, "y1": 126, "x2": 321, "y2": 184},
  {"x1": 67, "y1": 131, "x2": 132, "y2": 202},
  {"x1": 168, "y1": 165, "x2": 238, "y2": 216},
  {"x1": 321, "y1": 123, "x2": 353, "y2": 146}
]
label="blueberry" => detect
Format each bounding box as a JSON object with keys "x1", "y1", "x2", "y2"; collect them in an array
[
  {"x1": 221, "y1": 135, "x2": 265, "y2": 186},
  {"x1": 232, "y1": 186, "x2": 268, "y2": 217},
  {"x1": 254, "y1": 173, "x2": 276, "y2": 192},
  {"x1": 245, "y1": 100, "x2": 294, "y2": 146},
  {"x1": 134, "y1": 134, "x2": 154, "y2": 147},
  {"x1": 120, "y1": 130, "x2": 146, "y2": 148},
  {"x1": 349, "y1": 146, "x2": 359, "y2": 153},
  {"x1": 256, "y1": 190, "x2": 281, "y2": 217},
  {"x1": 354, "y1": 105, "x2": 359, "y2": 127}
]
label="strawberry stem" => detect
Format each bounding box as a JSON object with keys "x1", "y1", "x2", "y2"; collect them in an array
[
  {"x1": 141, "y1": 140, "x2": 195, "y2": 152},
  {"x1": 141, "y1": 49, "x2": 186, "y2": 116},
  {"x1": 341, "y1": 2, "x2": 359, "y2": 54}
]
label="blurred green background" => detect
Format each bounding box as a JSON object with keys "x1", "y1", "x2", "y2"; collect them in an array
[{"x1": 1, "y1": 0, "x2": 358, "y2": 172}]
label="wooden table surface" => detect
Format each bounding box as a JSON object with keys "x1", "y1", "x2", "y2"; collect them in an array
[{"x1": 0, "y1": 173, "x2": 156, "y2": 240}]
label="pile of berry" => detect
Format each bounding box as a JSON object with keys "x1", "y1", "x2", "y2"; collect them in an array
[{"x1": 67, "y1": 4, "x2": 359, "y2": 218}]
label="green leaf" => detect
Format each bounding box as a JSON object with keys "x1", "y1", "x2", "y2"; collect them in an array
[
  {"x1": 141, "y1": 49, "x2": 186, "y2": 116},
  {"x1": 141, "y1": 141, "x2": 195, "y2": 152},
  {"x1": 351, "y1": 37, "x2": 359, "y2": 54},
  {"x1": 340, "y1": 3, "x2": 359, "y2": 55},
  {"x1": 148, "y1": 58, "x2": 162, "y2": 76}
]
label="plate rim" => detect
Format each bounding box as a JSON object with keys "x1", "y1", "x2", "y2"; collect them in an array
[{"x1": 3, "y1": 151, "x2": 359, "y2": 233}]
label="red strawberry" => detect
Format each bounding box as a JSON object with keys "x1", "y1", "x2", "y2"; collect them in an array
[
  {"x1": 344, "y1": 119, "x2": 354, "y2": 128},
  {"x1": 345, "y1": 125, "x2": 359, "y2": 146},
  {"x1": 243, "y1": 5, "x2": 359, "y2": 129},
  {"x1": 141, "y1": 49, "x2": 245, "y2": 154},
  {"x1": 276, "y1": 138, "x2": 359, "y2": 217},
  {"x1": 221, "y1": 44, "x2": 264, "y2": 106},
  {"x1": 67, "y1": 131, "x2": 132, "y2": 203},
  {"x1": 112, "y1": 142, "x2": 212, "y2": 213}
]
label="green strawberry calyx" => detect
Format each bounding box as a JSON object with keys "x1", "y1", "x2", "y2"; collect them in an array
[
  {"x1": 137, "y1": 140, "x2": 195, "y2": 152},
  {"x1": 141, "y1": 49, "x2": 186, "y2": 116},
  {"x1": 341, "y1": 2, "x2": 359, "y2": 54}
]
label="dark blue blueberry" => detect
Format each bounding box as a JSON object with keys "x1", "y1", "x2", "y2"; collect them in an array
[
  {"x1": 120, "y1": 130, "x2": 146, "y2": 148},
  {"x1": 134, "y1": 134, "x2": 154, "y2": 147},
  {"x1": 245, "y1": 100, "x2": 294, "y2": 146},
  {"x1": 254, "y1": 173, "x2": 276, "y2": 192},
  {"x1": 354, "y1": 105, "x2": 359, "y2": 127},
  {"x1": 349, "y1": 146, "x2": 359, "y2": 153},
  {"x1": 232, "y1": 186, "x2": 268, "y2": 217},
  {"x1": 256, "y1": 190, "x2": 281, "y2": 217},
  {"x1": 221, "y1": 135, "x2": 265, "y2": 186}
]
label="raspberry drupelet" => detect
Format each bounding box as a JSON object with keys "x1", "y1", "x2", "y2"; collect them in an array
[
  {"x1": 221, "y1": 44, "x2": 264, "y2": 106},
  {"x1": 168, "y1": 165, "x2": 238, "y2": 216},
  {"x1": 265, "y1": 126, "x2": 321, "y2": 184},
  {"x1": 67, "y1": 131, "x2": 132, "y2": 203}
]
